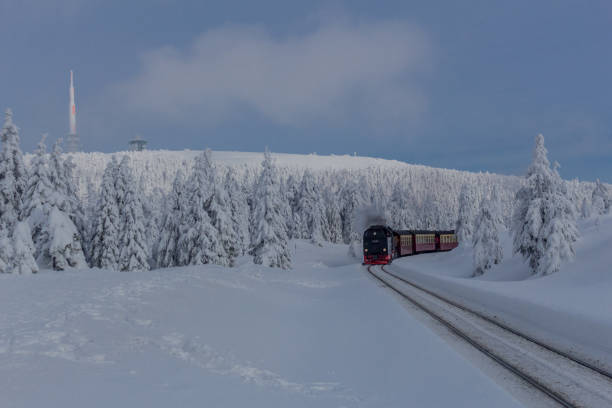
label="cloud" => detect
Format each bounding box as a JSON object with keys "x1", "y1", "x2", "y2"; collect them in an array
[{"x1": 113, "y1": 20, "x2": 431, "y2": 128}]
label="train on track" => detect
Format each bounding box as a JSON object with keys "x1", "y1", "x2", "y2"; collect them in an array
[{"x1": 363, "y1": 225, "x2": 458, "y2": 265}]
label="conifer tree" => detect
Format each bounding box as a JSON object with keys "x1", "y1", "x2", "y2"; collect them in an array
[
  {"x1": 0, "y1": 227, "x2": 13, "y2": 273},
  {"x1": 323, "y1": 185, "x2": 343, "y2": 243},
  {"x1": 0, "y1": 109, "x2": 37, "y2": 273},
  {"x1": 473, "y1": 194, "x2": 503, "y2": 276},
  {"x1": 456, "y1": 184, "x2": 478, "y2": 246},
  {"x1": 225, "y1": 167, "x2": 250, "y2": 256},
  {"x1": 11, "y1": 221, "x2": 38, "y2": 274},
  {"x1": 250, "y1": 150, "x2": 291, "y2": 269},
  {"x1": 24, "y1": 136, "x2": 86, "y2": 269},
  {"x1": 0, "y1": 109, "x2": 28, "y2": 226},
  {"x1": 207, "y1": 173, "x2": 237, "y2": 266},
  {"x1": 591, "y1": 179, "x2": 610, "y2": 215},
  {"x1": 23, "y1": 135, "x2": 53, "y2": 219},
  {"x1": 117, "y1": 156, "x2": 150, "y2": 271},
  {"x1": 295, "y1": 170, "x2": 326, "y2": 245},
  {"x1": 512, "y1": 134, "x2": 578, "y2": 276},
  {"x1": 90, "y1": 158, "x2": 121, "y2": 270},
  {"x1": 177, "y1": 150, "x2": 225, "y2": 266},
  {"x1": 156, "y1": 170, "x2": 185, "y2": 268}
]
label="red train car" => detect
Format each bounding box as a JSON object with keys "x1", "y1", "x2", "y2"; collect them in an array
[{"x1": 437, "y1": 231, "x2": 459, "y2": 251}]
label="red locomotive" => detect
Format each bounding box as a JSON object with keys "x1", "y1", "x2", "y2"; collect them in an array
[{"x1": 363, "y1": 225, "x2": 458, "y2": 265}]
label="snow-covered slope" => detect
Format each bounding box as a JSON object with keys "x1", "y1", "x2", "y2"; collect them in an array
[
  {"x1": 391, "y1": 214, "x2": 612, "y2": 373},
  {"x1": 0, "y1": 242, "x2": 522, "y2": 407},
  {"x1": 56, "y1": 149, "x2": 523, "y2": 195}
]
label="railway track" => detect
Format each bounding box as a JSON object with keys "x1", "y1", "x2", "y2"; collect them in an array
[{"x1": 366, "y1": 265, "x2": 612, "y2": 408}]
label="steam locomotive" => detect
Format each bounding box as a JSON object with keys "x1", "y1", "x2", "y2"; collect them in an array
[{"x1": 363, "y1": 225, "x2": 458, "y2": 265}]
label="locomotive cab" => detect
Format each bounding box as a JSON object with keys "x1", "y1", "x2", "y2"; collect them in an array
[{"x1": 363, "y1": 225, "x2": 394, "y2": 265}]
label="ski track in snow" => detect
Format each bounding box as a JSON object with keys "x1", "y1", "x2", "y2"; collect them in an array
[{"x1": 0, "y1": 270, "x2": 359, "y2": 404}]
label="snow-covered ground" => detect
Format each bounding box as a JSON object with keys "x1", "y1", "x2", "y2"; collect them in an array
[
  {"x1": 0, "y1": 241, "x2": 522, "y2": 408},
  {"x1": 391, "y1": 214, "x2": 612, "y2": 374}
]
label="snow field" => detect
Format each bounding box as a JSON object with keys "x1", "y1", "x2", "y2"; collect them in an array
[
  {"x1": 392, "y1": 214, "x2": 612, "y2": 374},
  {"x1": 0, "y1": 241, "x2": 522, "y2": 408}
]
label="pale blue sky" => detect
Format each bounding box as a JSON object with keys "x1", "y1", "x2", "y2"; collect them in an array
[{"x1": 1, "y1": 0, "x2": 610, "y2": 182}]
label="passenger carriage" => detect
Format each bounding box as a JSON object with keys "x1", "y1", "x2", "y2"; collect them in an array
[{"x1": 363, "y1": 226, "x2": 458, "y2": 265}]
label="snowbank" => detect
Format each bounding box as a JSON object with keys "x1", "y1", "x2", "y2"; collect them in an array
[
  {"x1": 392, "y1": 214, "x2": 612, "y2": 373},
  {"x1": 0, "y1": 241, "x2": 521, "y2": 407}
]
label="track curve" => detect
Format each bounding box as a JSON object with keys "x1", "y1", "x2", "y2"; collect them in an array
[{"x1": 367, "y1": 265, "x2": 612, "y2": 408}]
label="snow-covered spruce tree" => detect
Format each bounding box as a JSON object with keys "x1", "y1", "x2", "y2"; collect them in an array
[
  {"x1": 45, "y1": 206, "x2": 87, "y2": 270},
  {"x1": 339, "y1": 176, "x2": 359, "y2": 244},
  {"x1": 24, "y1": 136, "x2": 86, "y2": 270},
  {"x1": 0, "y1": 226, "x2": 13, "y2": 273},
  {"x1": 11, "y1": 221, "x2": 38, "y2": 274},
  {"x1": 0, "y1": 110, "x2": 37, "y2": 274},
  {"x1": 207, "y1": 171, "x2": 237, "y2": 266},
  {"x1": 89, "y1": 158, "x2": 121, "y2": 270},
  {"x1": 591, "y1": 179, "x2": 610, "y2": 216},
  {"x1": 283, "y1": 174, "x2": 301, "y2": 239},
  {"x1": 580, "y1": 197, "x2": 592, "y2": 219},
  {"x1": 0, "y1": 109, "x2": 28, "y2": 227},
  {"x1": 293, "y1": 169, "x2": 325, "y2": 245},
  {"x1": 117, "y1": 156, "x2": 149, "y2": 271},
  {"x1": 156, "y1": 170, "x2": 185, "y2": 268},
  {"x1": 144, "y1": 187, "x2": 164, "y2": 267},
  {"x1": 177, "y1": 150, "x2": 225, "y2": 266},
  {"x1": 250, "y1": 150, "x2": 291, "y2": 269},
  {"x1": 23, "y1": 135, "x2": 53, "y2": 219},
  {"x1": 472, "y1": 194, "x2": 503, "y2": 276},
  {"x1": 323, "y1": 184, "x2": 343, "y2": 243},
  {"x1": 225, "y1": 167, "x2": 250, "y2": 256},
  {"x1": 62, "y1": 155, "x2": 87, "y2": 240},
  {"x1": 490, "y1": 185, "x2": 505, "y2": 231},
  {"x1": 456, "y1": 184, "x2": 479, "y2": 246},
  {"x1": 512, "y1": 134, "x2": 578, "y2": 276}
]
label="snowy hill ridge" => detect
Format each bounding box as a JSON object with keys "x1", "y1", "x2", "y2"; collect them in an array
[{"x1": 52, "y1": 149, "x2": 515, "y2": 194}]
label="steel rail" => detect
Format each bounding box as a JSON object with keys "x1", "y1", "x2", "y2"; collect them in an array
[
  {"x1": 367, "y1": 265, "x2": 578, "y2": 408},
  {"x1": 380, "y1": 265, "x2": 612, "y2": 382}
]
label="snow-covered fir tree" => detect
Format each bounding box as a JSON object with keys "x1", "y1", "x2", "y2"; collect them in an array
[
  {"x1": 293, "y1": 169, "x2": 326, "y2": 245},
  {"x1": 339, "y1": 176, "x2": 361, "y2": 245},
  {"x1": 323, "y1": 184, "x2": 343, "y2": 243},
  {"x1": 23, "y1": 136, "x2": 86, "y2": 270},
  {"x1": 591, "y1": 179, "x2": 610, "y2": 216},
  {"x1": 472, "y1": 194, "x2": 503, "y2": 276},
  {"x1": 177, "y1": 150, "x2": 225, "y2": 266},
  {"x1": 0, "y1": 109, "x2": 37, "y2": 274},
  {"x1": 44, "y1": 206, "x2": 87, "y2": 270},
  {"x1": 490, "y1": 185, "x2": 505, "y2": 230},
  {"x1": 156, "y1": 170, "x2": 185, "y2": 268},
  {"x1": 117, "y1": 156, "x2": 149, "y2": 271},
  {"x1": 456, "y1": 183, "x2": 479, "y2": 246},
  {"x1": 580, "y1": 197, "x2": 592, "y2": 219},
  {"x1": 512, "y1": 134, "x2": 579, "y2": 276},
  {"x1": 143, "y1": 186, "x2": 164, "y2": 267},
  {"x1": 0, "y1": 226, "x2": 13, "y2": 273},
  {"x1": 11, "y1": 221, "x2": 38, "y2": 274},
  {"x1": 225, "y1": 167, "x2": 250, "y2": 255},
  {"x1": 250, "y1": 150, "x2": 291, "y2": 269},
  {"x1": 0, "y1": 109, "x2": 28, "y2": 226},
  {"x1": 89, "y1": 158, "x2": 121, "y2": 270},
  {"x1": 23, "y1": 135, "x2": 53, "y2": 220}
]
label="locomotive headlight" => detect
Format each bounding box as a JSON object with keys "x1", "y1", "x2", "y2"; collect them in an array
[
  {"x1": 383, "y1": 248, "x2": 387, "y2": 252},
  {"x1": 364, "y1": 248, "x2": 368, "y2": 252}
]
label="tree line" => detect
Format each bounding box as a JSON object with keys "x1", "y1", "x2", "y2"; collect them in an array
[{"x1": 1, "y1": 109, "x2": 610, "y2": 275}]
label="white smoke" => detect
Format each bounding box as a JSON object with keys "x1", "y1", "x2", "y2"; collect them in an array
[{"x1": 354, "y1": 204, "x2": 387, "y2": 233}]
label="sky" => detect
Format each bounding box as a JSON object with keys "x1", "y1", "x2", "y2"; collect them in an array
[{"x1": 0, "y1": 0, "x2": 610, "y2": 182}]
